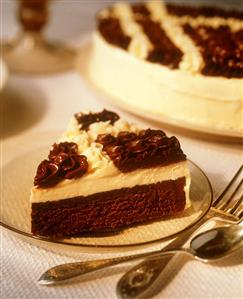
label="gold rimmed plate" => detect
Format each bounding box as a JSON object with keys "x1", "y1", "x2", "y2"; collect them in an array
[{"x1": 1, "y1": 132, "x2": 212, "y2": 255}]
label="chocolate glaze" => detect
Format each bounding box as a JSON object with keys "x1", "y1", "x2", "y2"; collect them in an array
[
  {"x1": 31, "y1": 177, "x2": 186, "y2": 238},
  {"x1": 75, "y1": 109, "x2": 120, "y2": 131},
  {"x1": 131, "y1": 3, "x2": 151, "y2": 16},
  {"x1": 96, "y1": 129, "x2": 186, "y2": 172},
  {"x1": 166, "y1": 3, "x2": 243, "y2": 20},
  {"x1": 48, "y1": 142, "x2": 77, "y2": 160},
  {"x1": 34, "y1": 160, "x2": 61, "y2": 188},
  {"x1": 98, "y1": 17, "x2": 131, "y2": 49},
  {"x1": 183, "y1": 24, "x2": 243, "y2": 78},
  {"x1": 136, "y1": 18, "x2": 183, "y2": 68},
  {"x1": 34, "y1": 142, "x2": 88, "y2": 188}
]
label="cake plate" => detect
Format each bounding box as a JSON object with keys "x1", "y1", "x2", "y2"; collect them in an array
[{"x1": 1, "y1": 131, "x2": 212, "y2": 256}]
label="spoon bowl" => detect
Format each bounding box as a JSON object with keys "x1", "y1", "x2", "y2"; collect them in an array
[{"x1": 190, "y1": 224, "x2": 243, "y2": 261}]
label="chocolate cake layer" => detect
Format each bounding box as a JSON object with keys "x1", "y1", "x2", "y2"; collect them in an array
[{"x1": 31, "y1": 177, "x2": 186, "y2": 238}]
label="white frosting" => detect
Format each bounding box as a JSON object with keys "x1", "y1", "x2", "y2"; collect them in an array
[
  {"x1": 147, "y1": 0, "x2": 203, "y2": 73},
  {"x1": 31, "y1": 161, "x2": 190, "y2": 203},
  {"x1": 113, "y1": 2, "x2": 152, "y2": 59},
  {"x1": 31, "y1": 117, "x2": 190, "y2": 203}
]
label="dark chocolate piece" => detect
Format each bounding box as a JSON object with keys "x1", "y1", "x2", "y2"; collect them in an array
[
  {"x1": 75, "y1": 109, "x2": 120, "y2": 131},
  {"x1": 135, "y1": 18, "x2": 183, "y2": 68},
  {"x1": 34, "y1": 160, "x2": 61, "y2": 188},
  {"x1": 34, "y1": 142, "x2": 88, "y2": 188},
  {"x1": 166, "y1": 3, "x2": 243, "y2": 20},
  {"x1": 183, "y1": 24, "x2": 243, "y2": 78},
  {"x1": 131, "y1": 3, "x2": 151, "y2": 16},
  {"x1": 31, "y1": 177, "x2": 186, "y2": 237},
  {"x1": 98, "y1": 16, "x2": 131, "y2": 49},
  {"x1": 48, "y1": 142, "x2": 78, "y2": 160},
  {"x1": 96, "y1": 129, "x2": 186, "y2": 172}
]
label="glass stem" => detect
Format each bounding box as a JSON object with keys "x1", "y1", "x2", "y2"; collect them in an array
[{"x1": 18, "y1": 0, "x2": 49, "y2": 34}]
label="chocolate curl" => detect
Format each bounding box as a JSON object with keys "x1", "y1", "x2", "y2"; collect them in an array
[
  {"x1": 75, "y1": 109, "x2": 120, "y2": 131},
  {"x1": 34, "y1": 160, "x2": 60, "y2": 187},
  {"x1": 34, "y1": 142, "x2": 89, "y2": 188}
]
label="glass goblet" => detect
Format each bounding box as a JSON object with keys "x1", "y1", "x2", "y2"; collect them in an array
[{"x1": 1, "y1": 0, "x2": 76, "y2": 74}]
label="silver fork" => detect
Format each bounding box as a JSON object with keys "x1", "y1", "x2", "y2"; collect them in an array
[
  {"x1": 117, "y1": 165, "x2": 243, "y2": 299},
  {"x1": 38, "y1": 165, "x2": 243, "y2": 286}
]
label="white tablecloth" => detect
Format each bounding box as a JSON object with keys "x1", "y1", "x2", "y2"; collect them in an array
[{"x1": 1, "y1": 1, "x2": 243, "y2": 299}]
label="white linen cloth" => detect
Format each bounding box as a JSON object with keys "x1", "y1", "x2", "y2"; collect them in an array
[{"x1": 1, "y1": 1, "x2": 243, "y2": 299}]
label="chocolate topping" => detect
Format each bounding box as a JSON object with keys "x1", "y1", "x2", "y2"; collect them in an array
[
  {"x1": 166, "y1": 3, "x2": 243, "y2": 20},
  {"x1": 75, "y1": 109, "x2": 120, "y2": 131},
  {"x1": 183, "y1": 24, "x2": 243, "y2": 78},
  {"x1": 98, "y1": 16, "x2": 131, "y2": 49},
  {"x1": 34, "y1": 142, "x2": 88, "y2": 188},
  {"x1": 96, "y1": 129, "x2": 186, "y2": 172},
  {"x1": 136, "y1": 18, "x2": 183, "y2": 68},
  {"x1": 96, "y1": 2, "x2": 243, "y2": 78},
  {"x1": 48, "y1": 142, "x2": 78, "y2": 160},
  {"x1": 131, "y1": 3, "x2": 150, "y2": 16},
  {"x1": 34, "y1": 160, "x2": 61, "y2": 188}
]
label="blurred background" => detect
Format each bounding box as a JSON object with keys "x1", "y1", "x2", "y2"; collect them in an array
[
  {"x1": 0, "y1": 0, "x2": 242, "y2": 139},
  {"x1": 1, "y1": 0, "x2": 242, "y2": 45}
]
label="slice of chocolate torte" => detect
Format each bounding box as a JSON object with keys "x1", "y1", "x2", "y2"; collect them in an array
[{"x1": 30, "y1": 110, "x2": 191, "y2": 238}]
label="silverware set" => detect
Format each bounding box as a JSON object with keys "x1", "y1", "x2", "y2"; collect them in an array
[{"x1": 39, "y1": 165, "x2": 243, "y2": 299}]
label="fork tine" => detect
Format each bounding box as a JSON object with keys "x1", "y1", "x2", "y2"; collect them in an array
[
  {"x1": 225, "y1": 195, "x2": 243, "y2": 214},
  {"x1": 213, "y1": 164, "x2": 243, "y2": 208},
  {"x1": 217, "y1": 178, "x2": 243, "y2": 210},
  {"x1": 237, "y1": 210, "x2": 243, "y2": 220}
]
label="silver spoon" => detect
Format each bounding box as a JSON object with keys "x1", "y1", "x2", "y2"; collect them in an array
[
  {"x1": 39, "y1": 223, "x2": 242, "y2": 286},
  {"x1": 117, "y1": 224, "x2": 243, "y2": 299}
]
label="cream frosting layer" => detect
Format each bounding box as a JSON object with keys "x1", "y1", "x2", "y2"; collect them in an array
[
  {"x1": 30, "y1": 161, "x2": 190, "y2": 203},
  {"x1": 31, "y1": 117, "x2": 190, "y2": 203},
  {"x1": 87, "y1": 32, "x2": 243, "y2": 133}
]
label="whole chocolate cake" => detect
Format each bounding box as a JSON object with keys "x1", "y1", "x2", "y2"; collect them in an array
[{"x1": 87, "y1": 0, "x2": 243, "y2": 134}]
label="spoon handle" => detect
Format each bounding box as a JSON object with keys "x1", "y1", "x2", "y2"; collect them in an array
[
  {"x1": 38, "y1": 249, "x2": 166, "y2": 285},
  {"x1": 117, "y1": 251, "x2": 189, "y2": 299},
  {"x1": 39, "y1": 215, "x2": 212, "y2": 285}
]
